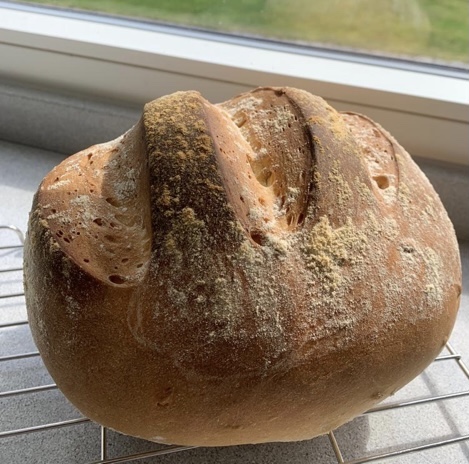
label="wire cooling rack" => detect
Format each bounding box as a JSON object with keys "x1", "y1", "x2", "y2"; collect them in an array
[{"x1": 1, "y1": 224, "x2": 468, "y2": 464}]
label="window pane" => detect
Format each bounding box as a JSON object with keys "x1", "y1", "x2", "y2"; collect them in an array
[{"x1": 14, "y1": 0, "x2": 469, "y2": 68}]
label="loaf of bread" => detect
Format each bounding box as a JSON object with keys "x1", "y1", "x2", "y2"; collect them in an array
[{"x1": 24, "y1": 87, "x2": 461, "y2": 446}]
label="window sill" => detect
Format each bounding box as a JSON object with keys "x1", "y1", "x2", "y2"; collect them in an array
[{"x1": 0, "y1": 2, "x2": 468, "y2": 164}]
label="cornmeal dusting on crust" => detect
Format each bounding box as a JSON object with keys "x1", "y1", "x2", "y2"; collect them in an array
[
  {"x1": 328, "y1": 162, "x2": 353, "y2": 207},
  {"x1": 301, "y1": 216, "x2": 367, "y2": 294},
  {"x1": 422, "y1": 247, "x2": 444, "y2": 306}
]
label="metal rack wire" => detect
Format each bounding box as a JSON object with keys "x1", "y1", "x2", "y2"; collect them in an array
[{"x1": 1, "y1": 224, "x2": 468, "y2": 464}]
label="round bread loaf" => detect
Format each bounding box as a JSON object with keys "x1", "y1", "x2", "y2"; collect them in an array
[{"x1": 24, "y1": 87, "x2": 461, "y2": 446}]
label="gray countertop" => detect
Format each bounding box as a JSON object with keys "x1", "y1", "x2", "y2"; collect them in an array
[{"x1": 0, "y1": 139, "x2": 468, "y2": 464}]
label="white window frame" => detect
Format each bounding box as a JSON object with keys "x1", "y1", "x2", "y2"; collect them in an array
[{"x1": 1, "y1": 2, "x2": 468, "y2": 164}]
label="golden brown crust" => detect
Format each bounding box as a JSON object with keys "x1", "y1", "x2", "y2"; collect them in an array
[{"x1": 24, "y1": 87, "x2": 461, "y2": 446}]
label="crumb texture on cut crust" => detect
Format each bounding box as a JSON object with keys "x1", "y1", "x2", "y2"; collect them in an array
[
  {"x1": 217, "y1": 88, "x2": 313, "y2": 235},
  {"x1": 35, "y1": 124, "x2": 152, "y2": 287},
  {"x1": 342, "y1": 112, "x2": 399, "y2": 203}
]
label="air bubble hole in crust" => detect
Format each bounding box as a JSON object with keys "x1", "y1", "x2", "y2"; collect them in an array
[
  {"x1": 93, "y1": 218, "x2": 104, "y2": 226},
  {"x1": 105, "y1": 197, "x2": 121, "y2": 207},
  {"x1": 109, "y1": 274, "x2": 126, "y2": 284},
  {"x1": 373, "y1": 175, "x2": 390, "y2": 190},
  {"x1": 250, "y1": 230, "x2": 265, "y2": 246},
  {"x1": 402, "y1": 245, "x2": 415, "y2": 254},
  {"x1": 235, "y1": 117, "x2": 247, "y2": 128},
  {"x1": 257, "y1": 169, "x2": 274, "y2": 187}
]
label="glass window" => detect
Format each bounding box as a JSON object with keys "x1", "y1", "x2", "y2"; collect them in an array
[{"x1": 12, "y1": 0, "x2": 469, "y2": 68}]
